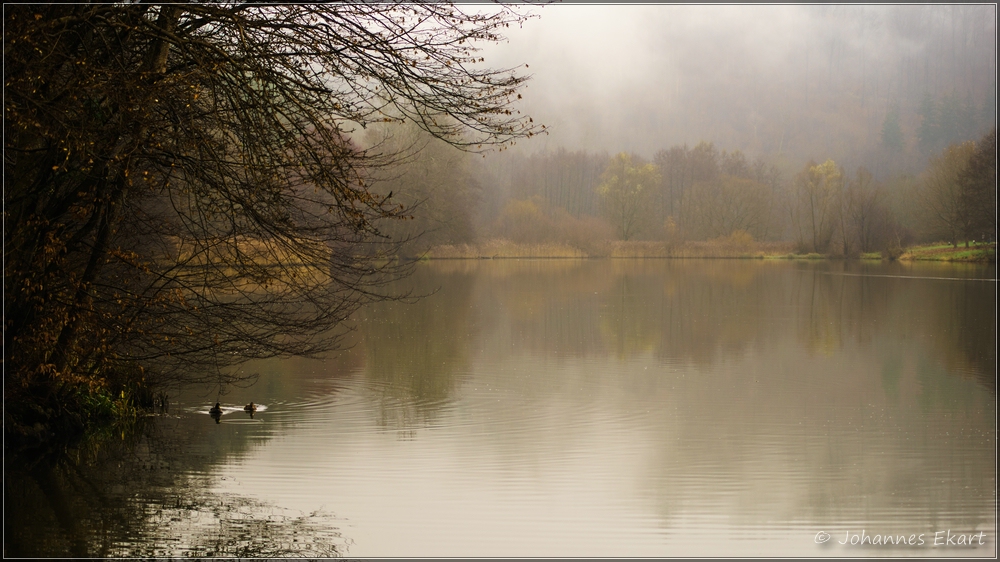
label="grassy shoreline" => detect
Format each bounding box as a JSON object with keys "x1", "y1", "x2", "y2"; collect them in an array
[
  {"x1": 897, "y1": 242, "x2": 996, "y2": 262},
  {"x1": 424, "y1": 239, "x2": 997, "y2": 263}
]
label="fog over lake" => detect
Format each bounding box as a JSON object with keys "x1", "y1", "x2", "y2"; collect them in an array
[{"x1": 5, "y1": 4, "x2": 995, "y2": 558}]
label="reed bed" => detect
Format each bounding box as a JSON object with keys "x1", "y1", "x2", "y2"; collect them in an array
[
  {"x1": 426, "y1": 238, "x2": 797, "y2": 259},
  {"x1": 427, "y1": 239, "x2": 587, "y2": 259}
]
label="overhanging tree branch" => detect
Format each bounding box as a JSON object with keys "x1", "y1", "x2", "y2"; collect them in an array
[{"x1": 4, "y1": 4, "x2": 542, "y2": 403}]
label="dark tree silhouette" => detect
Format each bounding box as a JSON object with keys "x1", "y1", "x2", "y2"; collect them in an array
[
  {"x1": 958, "y1": 129, "x2": 997, "y2": 243},
  {"x1": 4, "y1": 4, "x2": 541, "y2": 430}
]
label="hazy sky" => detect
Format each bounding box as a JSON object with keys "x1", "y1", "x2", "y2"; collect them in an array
[
  {"x1": 479, "y1": 4, "x2": 997, "y2": 164},
  {"x1": 479, "y1": 5, "x2": 806, "y2": 153}
]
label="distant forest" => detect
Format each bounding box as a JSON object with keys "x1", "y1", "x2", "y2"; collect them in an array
[
  {"x1": 371, "y1": 6, "x2": 997, "y2": 258},
  {"x1": 509, "y1": 5, "x2": 996, "y2": 180},
  {"x1": 372, "y1": 124, "x2": 995, "y2": 257}
]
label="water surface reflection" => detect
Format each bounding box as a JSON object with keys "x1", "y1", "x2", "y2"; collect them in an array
[
  {"x1": 5, "y1": 411, "x2": 349, "y2": 557},
  {"x1": 7, "y1": 259, "x2": 995, "y2": 557}
]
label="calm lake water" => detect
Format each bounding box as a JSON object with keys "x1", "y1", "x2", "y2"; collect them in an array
[{"x1": 6, "y1": 259, "x2": 996, "y2": 557}]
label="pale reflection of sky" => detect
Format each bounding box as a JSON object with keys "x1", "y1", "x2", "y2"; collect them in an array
[
  {"x1": 211, "y1": 345, "x2": 995, "y2": 557},
  {"x1": 193, "y1": 261, "x2": 996, "y2": 557},
  {"x1": 214, "y1": 372, "x2": 661, "y2": 556}
]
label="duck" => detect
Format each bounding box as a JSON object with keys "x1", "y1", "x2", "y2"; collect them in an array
[
  {"x1": 244, "y1": 402, "x2": 257, "y2": 413},
  {"x1": 209, "y1": 402, "x2": 223, "y2": 415}
]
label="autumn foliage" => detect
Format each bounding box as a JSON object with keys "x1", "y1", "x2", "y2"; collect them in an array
[{"x1": 4, "y1": 4, "x2": 539, "y2": 439}]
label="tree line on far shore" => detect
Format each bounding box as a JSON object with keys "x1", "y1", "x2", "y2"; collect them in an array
[{"x1": 381, "y1": 126, "x2": 996, "y2": 257}]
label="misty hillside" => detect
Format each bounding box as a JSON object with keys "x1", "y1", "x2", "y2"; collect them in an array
[{"x1": 484, "y1": 5, "x2": 995, "y2": 176}]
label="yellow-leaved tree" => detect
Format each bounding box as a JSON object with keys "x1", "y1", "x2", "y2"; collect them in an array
[
  {"x1": 597, "y1": 153, "x2": 662, "y2": 241},
  {"x1": 790, "y1": 159, "x2": 843, "y2": 253}
]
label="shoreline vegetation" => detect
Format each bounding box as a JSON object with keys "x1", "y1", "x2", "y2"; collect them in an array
[{"x1": 424, "y1": 239, "x2": 997, "y2": 263}]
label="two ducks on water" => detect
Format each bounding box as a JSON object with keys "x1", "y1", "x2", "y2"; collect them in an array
[
  {"x1": 210, "y1": 401, "x2": 257, "y2": 413},
  {"x1": 209, "y1": 402, "x2": 257, "y2": 422}
]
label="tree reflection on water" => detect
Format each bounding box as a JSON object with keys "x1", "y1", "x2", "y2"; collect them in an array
[{"x1": 4, "y1": 418, "x2": 349, "y2": 558}]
